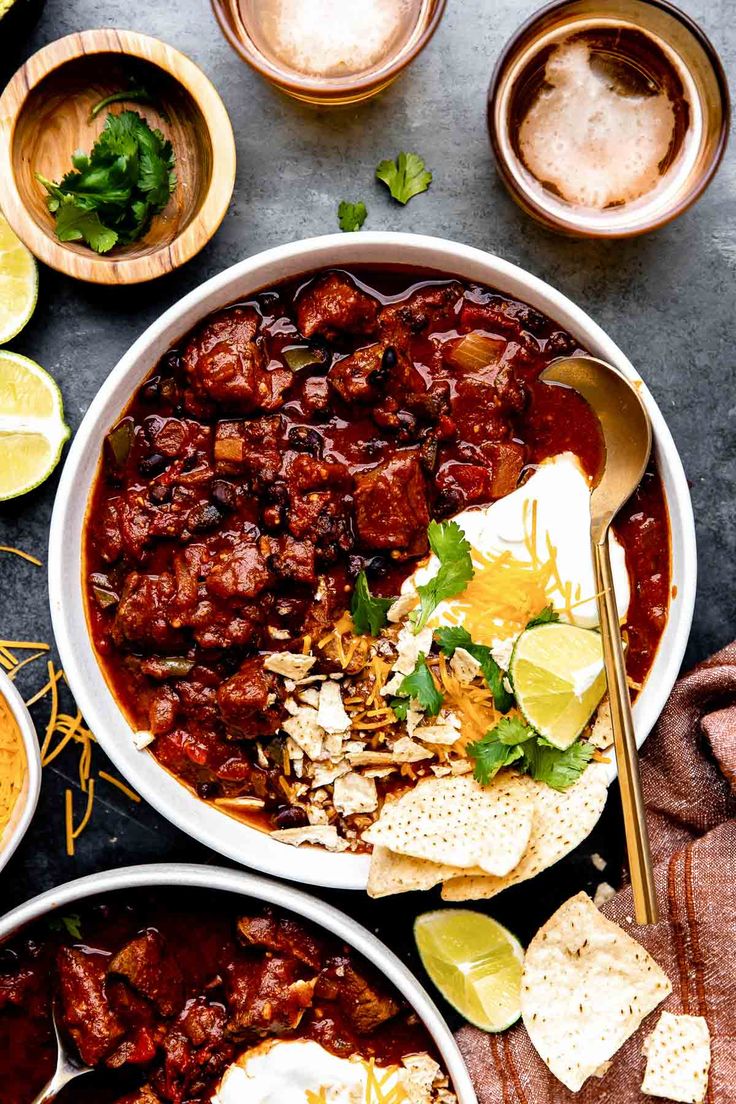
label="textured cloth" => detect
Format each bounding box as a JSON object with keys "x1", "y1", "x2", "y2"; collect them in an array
[{"x1": 457, "y1": 643, "x2": 736, "y2": 1102}]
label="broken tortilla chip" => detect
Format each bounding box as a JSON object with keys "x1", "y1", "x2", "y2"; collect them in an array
[
  {"x1": 367, "y1": 845, "x2": 488, "y2": 898},
  {"x1": 521, "y1": 891, "x2": 672, "y2": 1092},
  {"x1": 441, "y1": 762, "x2": 608, "y2": 900},
  {"x1": 641, "y1": 1012, "x2": 711, "y2": 1104},
  {"x1": 363, "y1": 774, "x2": 534, "y2": 876}
]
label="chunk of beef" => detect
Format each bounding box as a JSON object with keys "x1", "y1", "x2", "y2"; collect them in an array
[
  {"x1": 106, "y1": 1026, "x2": 161, "y2": 1069},
  {"x1": 316, "y1": 957, "x2": 399, "y2": 1034},
  {"x1": 353, "y1": 452, "x2": 429, "y2": 554},
  {"x1": 152, "y1": 998, "x2": 234, "y2": 1104},
  {"x1": 236, "y1": 911, "x2": 324, "y2": 970},
  {"x1": 301, "y1": 376, "x2": 331, "y2": 417},
  {"x1": 182, "y1": 307, "x2": 292, "y2": 413},
  {"x1": 296, "y1": 273, "x2": 380, "y2": 341},
  {"x1": 108, "y1": 931, "x2": 184, "y2": 1017},
  {"x1": 224, "y1": 955, "x2": 316, "y2": 1038},
  {"x1": 288, "y1": 490, "x2": 354, "y2": 557},
  {"x1": 379, "y1": 282, "x2": 462, "y2": 342},
  {"x1": 287, "y1": 453, "x2": 353, "y2": 493},
  {"x1": 57, "y1": 947, "x2": 125, "y2": 1066},
  {"x1": 436, "y1": 460, "x2": 492, "y2": 510},
  {"x1": 328, "y1": 343, "x2": 424, "y2": 405},
  {"x1": 269, "y1": 534, "x2": 317, "y2": 585},
  {"x1": 0, "y1": 968, "x2": 35, "y2": 1009},
  {"x1": 217, "y1": 656, "x2": 284, "y2": 737},
  {"x1": 189, "y1": 601, "x2": 266, "y2": 650},
  {"x1": 118, "y1": 1088, "x2": 162, "y2": 1104},
  {"x1": 206, "y1": 541, "x2": 273, "y2": 601},
  {"x1": 112, "y1": 573, "x2": 182, "y2": 651},
  {"x1": 149, "y1": 686, "x2": 181, "y2": 735},
  {"x1": 214, "y1": 416, "x2": 283, "y2": 485},
  {"x1": 459, "y1": 296, "x2": 547, "y2": 338}
]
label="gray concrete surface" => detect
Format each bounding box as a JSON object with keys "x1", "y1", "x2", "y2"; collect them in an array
[{"x1": 0, "y1": 0, "x2": 733, "y2": 1020}]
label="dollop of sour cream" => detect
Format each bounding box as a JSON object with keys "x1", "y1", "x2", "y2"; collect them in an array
[
  {"x1": 402, "y1": 452, "x2": 630, "y2": 656},
  {"x1": 212, "y1": 1039, "x2": 427, "y2": 1104}
]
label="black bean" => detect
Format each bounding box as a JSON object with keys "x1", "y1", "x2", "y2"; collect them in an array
[
  {"x1": 267, "y1": 482, "x2": 289, "y2": 508},
  {"x1": 182, "y1": 454, "x2": 198, "y2": 472},
  {"x1": 364, "y1": 555, "x2": 388, "y2": 578},
  {"x1": 138, "y1": 452, "x2": 168, "y2": 477},
  {"x1": 196, "y1": 780, "x2": 222, "y2": 800},
  {"x1": 288, "y1": 426, "x2": 323, "y2": 456},
  {"x1": 140, "y1": 376, "x2": 161, "y2": 403},
  {"x1": 188, "y1": 503, "x2": 222, "y2": 532},
  {"x1": 546, "y1": 330, "x2": 576, "y2": 356},
  {"x1": 211, "y1": 480, "x2": 237, "y2": 511},
  {"x1": 435, "y1": 486, "x2": 463, "y2": 518},
  {"x1": 274, "y1": 805, "x2": 309, "y2": 830}
]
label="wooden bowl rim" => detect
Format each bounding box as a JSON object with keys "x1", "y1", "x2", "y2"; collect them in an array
[{"x1": 0, "y1": 29, "x2": 236, "y2": 285}]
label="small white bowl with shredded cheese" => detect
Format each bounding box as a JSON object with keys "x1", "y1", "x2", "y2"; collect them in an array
[
  {"x1": 48, "y1": 232, "x2": 696, "y2": 891},
  {"x1": 0, "y1": 668, "x2": 41, "y2": 873}
]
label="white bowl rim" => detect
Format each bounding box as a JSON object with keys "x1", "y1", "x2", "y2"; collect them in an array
[
  {"x1": 48, "y1": 231, "x2": 697, "y2": 891},
  {"x1": 0, "y1": 667, "x2": 42, "y2": 873},
  {"x1": 0, "y1": 861, "x2": 477, "y2": 1104}
]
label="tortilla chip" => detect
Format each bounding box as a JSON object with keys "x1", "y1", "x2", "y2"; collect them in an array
[
  {"x1": 641, "y1": 1012, "x2": 711, "y2": 1104},
  {"x1": 363, "y1": 774, "x2": 534, "y2": 876},
  {"x1": 441, "y1": 762, "x2": 609, "y2": 900},
  {"x1": 521, "y1": 891, "x2": 672, "y2": 1092},
  {"x1": 367, "y1": 845, "x2": 489, "y2": 898},
  {"x1": 590, "y1": 697, "x2": 614, "y2": 749}
]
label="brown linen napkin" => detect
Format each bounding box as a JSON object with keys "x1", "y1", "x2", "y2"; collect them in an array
[{"x1": 457, "y1": 642, "x2": 736, "y2": 1103}]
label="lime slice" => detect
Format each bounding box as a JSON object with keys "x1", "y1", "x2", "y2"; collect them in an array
[
  {"x1": 0, "y1": 214, "x2": 38, "y2": 345},
  {"x1": 414, "y1": 909, "x2": 524, "y2": 1032},
  {"x1": 0, "y1": 350, "x2": 70, "y2": 500},
  {"x1": 509, "y1": 623, "x2": 606, "y2": 750}
]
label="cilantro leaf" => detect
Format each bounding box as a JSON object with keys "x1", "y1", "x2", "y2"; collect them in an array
[
  {"x1": 411, "y1": 521, "x2": 474, "y2": 634},
  {"x1": 49, "y1": 913, "x2": 83, "y2": 939},
  {"x1": 467, "y1": 717, "x2": 592, "y2": 791},
  {"x1": 338, "y1": 201, "x2": 367, "y2": 232},
  {"x1": 376, "y1": 152, "x2": 432, "y2": 205},
  {"x1": 519, "y1": 737, "x2": 594, "y2": 791},
  {"x1": 526, "y1": 605, "x2": 561, "y2": 629},
  {"x1": 434, "y1": 624, "x2": 513, "y2": 712},
  {"x1": 37, "y1": 109, "x2": 176, "y2": 255},
  {"x1": 494, "y1": 715, "x2": 536, "y2": 745},
  {"x1": 350, "y1": 571, "x2": 395, "y2": 637},
  {"x1": 466, "y1": 738, "x2": 524, "y2": 786},
  {"x1": 391, "y1": 653, "x2": 443, "y2": 717},
  {"x1": 54, "y1": 198, "x2": 118, "y2": 253},
  {"x1": 391, "y1": 697, "x2": 409, "y2": 721}
]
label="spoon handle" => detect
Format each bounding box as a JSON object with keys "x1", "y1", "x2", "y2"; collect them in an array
[{"x1": 593, "y1": 535, "x2": 659, "y2": 925}]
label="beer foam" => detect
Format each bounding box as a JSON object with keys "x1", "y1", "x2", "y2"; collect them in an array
[{"x1": 518, "y1": 41, "x2": 676, "y2": 209}]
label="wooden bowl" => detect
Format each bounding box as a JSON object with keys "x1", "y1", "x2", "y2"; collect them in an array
[{"x1": 0, "y1": 30, "x2": 236, "y2": 284}]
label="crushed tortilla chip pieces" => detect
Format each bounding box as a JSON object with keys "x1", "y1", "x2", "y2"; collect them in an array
[
  {"x1": 521, "y1": 891, "x2": 672, "y2": 1092},
  {"x1": 441, "y1": 763, "x2": 608, "y2": 900},
  {"x1": 362, "y1": 774, "x2": 534, "y2": 876},
  {"x1": 641, "y1": 1012, "x2": 711, "y2": 1104}
]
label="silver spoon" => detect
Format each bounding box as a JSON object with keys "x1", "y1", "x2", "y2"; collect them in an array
[
  {"x1": 32, "y1": 1007, "x2": 93, "y2": 1104},
  {"x1": 541, "y1": 354, "x2": 658, "y2": 925}
]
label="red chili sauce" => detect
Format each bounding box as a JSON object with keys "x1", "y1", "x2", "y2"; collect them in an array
[
  {"x1": 83, "y1": 268, "x2": 671, "y2": 825},
  {"x1": 0, "y1": 890, "x2": 437, "y2": 1104}
]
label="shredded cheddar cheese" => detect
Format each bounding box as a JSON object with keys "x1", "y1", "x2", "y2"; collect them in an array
[
  {"x1": 0, "y1": 692, "x2": 27, "y2": 846},
  {"x1": 1, "y1": 547, "x2": 142, "y2": 858}
]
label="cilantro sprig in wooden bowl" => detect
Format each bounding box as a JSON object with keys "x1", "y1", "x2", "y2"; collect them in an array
[{"x1": 0, "y1": 30, "x2": 236, "y2": 285}]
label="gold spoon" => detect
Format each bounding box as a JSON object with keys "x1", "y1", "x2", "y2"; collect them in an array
[{"x1": 541, "y1": 355, "x2": 658, "y2": 925}]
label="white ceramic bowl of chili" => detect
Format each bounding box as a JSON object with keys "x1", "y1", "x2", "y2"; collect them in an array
[
  {"x1": 0, "y1": 862, "x2": 477, "y2": 1103},
  {"x1": 48, "y1": 232, "x2": 697, "y2": 891},
  {"x1": 0, "y1": 668, "x2": 42, "y2": 873}
]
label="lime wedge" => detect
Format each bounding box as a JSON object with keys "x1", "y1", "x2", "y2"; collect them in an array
[
  {"x1": 0, "y1": 214, "x2": 38, "y2": 345},
  {"x1": 414, "y1": 909, "x2": 524, "y2": 1032},
  {"x1": 0, "y1": 350, "x2": 70, "y2": 500},
  {"x1": 509, "y1": 623, "x2": 606, "y2": 750}
]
